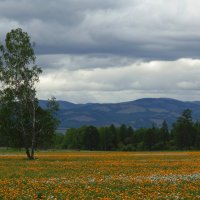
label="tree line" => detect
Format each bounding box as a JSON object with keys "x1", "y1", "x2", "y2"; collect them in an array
[
  {"x1": 54, "y1": 109, "x2": 200, "y2": 151},
  {"x1": 1, "y1": 108, "x2": 200, "y2": 151}
]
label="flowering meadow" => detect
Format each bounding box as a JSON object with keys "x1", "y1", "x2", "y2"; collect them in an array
[{"x1": 0, "y1": 151, "x2": 200, "y2": 199}]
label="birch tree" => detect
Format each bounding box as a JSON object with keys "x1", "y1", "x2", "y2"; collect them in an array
[{"x1": 0, "y1": 28, "x2": 42, "y2": 159}]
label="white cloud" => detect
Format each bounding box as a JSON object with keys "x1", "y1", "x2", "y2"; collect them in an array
[{"x1": 36, "y1": 57, "x2": 200, "y2": 103}]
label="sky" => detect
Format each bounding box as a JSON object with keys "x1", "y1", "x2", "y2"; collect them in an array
[{"x1": 1, "y1": 0, "x2": 200, "y2": 103}]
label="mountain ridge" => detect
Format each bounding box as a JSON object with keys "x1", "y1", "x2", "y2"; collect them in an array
[{"x1": 39, "y1": 98, "x2": 200, "y2": 131}]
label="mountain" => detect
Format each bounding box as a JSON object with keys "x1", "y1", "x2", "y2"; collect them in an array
[{"x1": 39, "y1": 98, "x2": 200, "y2": 131}]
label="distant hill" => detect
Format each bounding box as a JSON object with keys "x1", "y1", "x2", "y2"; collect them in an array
[{"x1": 39, "y1": 98, "x2": 200, "y2": 131}]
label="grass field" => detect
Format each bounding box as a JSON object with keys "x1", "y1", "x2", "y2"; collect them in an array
[{"x1": 0, "y1": 151, "x2": 200, "y2": 199}]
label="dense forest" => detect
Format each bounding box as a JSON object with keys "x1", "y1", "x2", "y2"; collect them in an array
[
  {"x1": 2, "y1": 109, "x2": 199, "y2": 151},
  {"x1": 54, "y1": 109, "x2": 200, "y2": 151}
]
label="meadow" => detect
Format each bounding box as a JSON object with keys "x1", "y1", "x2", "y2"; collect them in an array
[{"x1": 0, "y1": 151, "x2": 200, "y2": 199}]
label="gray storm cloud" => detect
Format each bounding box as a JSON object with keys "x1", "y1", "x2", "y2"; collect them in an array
[
  {"x1": 1, "y1": 0, "x2": 200, "y2": 102},
  {"x1": 1, "y1": 0, "x2": 200, "y2": 59}
]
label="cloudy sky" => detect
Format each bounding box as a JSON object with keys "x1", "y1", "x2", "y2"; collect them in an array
[{"x1": 1, "y1": 0, "x2": 200, "y2": 103}]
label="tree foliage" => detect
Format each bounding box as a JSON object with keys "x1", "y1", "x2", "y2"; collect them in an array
[
  {"x1": 0, "y1": 28, "x2": 59, "y2": 158},
  {"x1": 172, "y1": 109, "x2": 196, "y2": 149}
]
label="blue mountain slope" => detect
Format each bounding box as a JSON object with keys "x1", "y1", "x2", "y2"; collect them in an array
[
  {"x1": 39, "y1": 98, "x2": 200, "y2": 130},
  {"x1": 39, "y1": 100, "x2": 76, "y2": 109}
]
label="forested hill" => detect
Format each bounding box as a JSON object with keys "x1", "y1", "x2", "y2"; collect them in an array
[{"x1": 39, "y1": 98, "x2": 200, "y2": 130}]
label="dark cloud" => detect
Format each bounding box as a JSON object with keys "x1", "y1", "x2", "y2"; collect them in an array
[
  {"x1": 1, "y1": 0, "x2": 200, "y2": 102},
  {"x1": 1, "y1": 0, "x2": 200, "y2": 60}
]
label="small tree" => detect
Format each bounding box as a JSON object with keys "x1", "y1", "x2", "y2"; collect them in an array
[
  {"x1": 83, "y1": 126, "x2": 99, "y2": 150},
  {"x1": 172, "y1": 109, "x2": 195, "y2": 150},
  {"x1": 0, "y1": 28, "x2": 58, "y2": 159},
  {"x1": 159, "y1": 120, "x2": 169, "y2": 147},
  {"x1": 35, "y1": 98, "x2": 60, "y2": 149}
]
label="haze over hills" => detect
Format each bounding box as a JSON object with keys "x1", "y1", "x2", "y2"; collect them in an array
[{"x1": 39, "y1": 98, "x2": 200, "y2": 131}]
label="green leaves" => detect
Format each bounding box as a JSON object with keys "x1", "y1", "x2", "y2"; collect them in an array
[
  {"x1": 0, "y1": 28, "x2": 41, "y2": 92},
  {"x1": 5, "y1": 28, "x2": 35, "y2": 63},
  {"x1": 0, "y1": 28, "x2": 59, "y2": 159}
]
